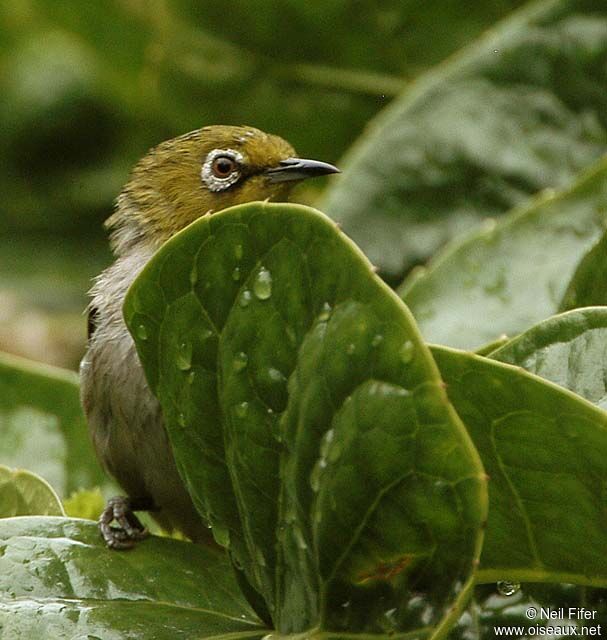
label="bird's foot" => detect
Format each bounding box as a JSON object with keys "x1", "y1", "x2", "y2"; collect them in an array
[{"x1": 99, "y1": 496, "x2": 152, "y2": 550}]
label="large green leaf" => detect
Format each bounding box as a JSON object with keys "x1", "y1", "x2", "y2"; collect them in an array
[
  {"x1": 432, "y1": 346, "x2": 607, "y2": 587},
  {"x1": 322, "y1": 0, "x2": 607, "y2": 276},
  {"x1": 0, "y1": 516, "x2": 264, "y2": 640},
  {"x1": 0, "y1": 352, "x2": 113, "y2": 498},
  {"x1": 490, "y1": 307, "x2": 607, "y2": 408},
  {"x1": 0, "y1": 466, "x2": 63, "y2": 518},
  {"x1": 400, "y1": 156, "x2": 607, "y2": 350},
  {"x1": 124, "y1": 201, "x2": 487, "y2": 636}
]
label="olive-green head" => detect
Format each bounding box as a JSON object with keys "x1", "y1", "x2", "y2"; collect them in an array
[{"x1": 107, "y1": 125, "x2": 339, "y2": 254}]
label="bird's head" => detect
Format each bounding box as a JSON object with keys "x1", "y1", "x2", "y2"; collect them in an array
[{"x1": 107, "y1": 125, "x2": 339, "y2": 254}]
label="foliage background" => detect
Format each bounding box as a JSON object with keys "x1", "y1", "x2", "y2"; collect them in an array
[{"x1": 0, "y1": 0, "x2": 525, "y2": 369}]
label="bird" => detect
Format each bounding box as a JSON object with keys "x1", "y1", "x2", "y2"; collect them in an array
[{"x1": 79, "y1": 125, "x2": 339, "y2": 549}]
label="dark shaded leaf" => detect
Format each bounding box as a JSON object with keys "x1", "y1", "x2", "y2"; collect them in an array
[
  {"x1": 323, "y1": 0, "x2": 607, "y2": 275},
  {"x1": 433, "y1": 346, "x2": 607, "y2": 587},
  {"x1": 401, "y1": 157, "x2": 607, "y2": 349}
]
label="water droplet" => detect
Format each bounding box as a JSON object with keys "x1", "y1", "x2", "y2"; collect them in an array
[
  {"x1": 212, "y1": 523, "x2": 230, "y2": 547},
  {"x1": 347, "y1": 343, "x2": 356, "y2": 355},
  {"x1": 239, "y1": 290, "x2": 252, "y2": 307},
  {"x1": 497, "y1": 581, "x2": 520, "y2": 596},
  {"x1": 177, "y1": 412, "x2": 187, "y2": 427},
  {"x1": 310, "y1": 459, "x2": 326, "y2": 492},
  {"x1": 253, "y1": 267, "x2": 272, "y2": 300},
  {"x1": 201, "y1": 328, "x2": 213, "y2": 340},
  {"x1": 383, "y1": 608, "x2": 398, "y2": 629},
  {"x1": 235, "y1": 401, "x2": 249, "y2": 418},
  {"x1": 187, "y1": 371, "x2": 196, "y2": 385},
  {"x1": 232, "y1": 267, "x2": 241, "y2": 281},
  {"x1": 255, "y1": 548, "x2": 267, "y2": 567},
  {"x1": 189, "y1": 265, "x2": 198, "y2": 285},
  {"x1": 294, "y1": 527, "x2": 308, "y2": 550},
  {"x1": 233, "y1": 352, "x2": 248, "y2": 372},
  {"x1": 177, "y1": 342, "x2": 193, "y2": 370},
  {"x1": 318, "y1": 302, "x2": 331, "y2": 321},
  {"x1": 400, "y1": 340, "x2": 415, "y2": 364},
  {"x1": 136, "y1": 324, "x2": 148, "y2": 340},
  {"x1": 234, "y1": 244, "x2": 243, "y2": 260},
  {"x1": 267, "y1": 367, "x2": 286, "y2": 383},
  {"x1": 320, "y1": 429, "x2": 335, "y2": 459},
  {"x1": 371, "y1": 334, "x2": 384, "y2": 347}
]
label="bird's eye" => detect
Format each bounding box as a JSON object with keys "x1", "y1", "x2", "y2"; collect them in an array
[
  {"x1": 211, "y1": 156, "x2": 237, "y2": 178},
  {"x1": 201, "y1": 148, "x2": 243, "y2": 192}
]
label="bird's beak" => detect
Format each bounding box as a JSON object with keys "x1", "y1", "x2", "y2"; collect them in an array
[{"x1": 265, "y1": 157, "x2": 340, "y2": 183}]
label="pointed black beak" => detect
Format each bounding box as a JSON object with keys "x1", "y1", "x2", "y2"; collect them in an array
[{"x1": 265, "y1": 157, "x2": 340, "y2": 183}]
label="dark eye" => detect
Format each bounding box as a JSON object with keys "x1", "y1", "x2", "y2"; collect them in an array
[{"x1": 211, "y1": 156, "x2": 238, "y2": 178}]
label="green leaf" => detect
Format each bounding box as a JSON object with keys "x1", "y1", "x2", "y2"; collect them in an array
[
  {"x1": 124, "y1": 201, "x2": 487, "y2": 636},
  {"x1": 0, "y1": 352, "x2": 114, "y2": 498},
  {"x1": 0, "y1": 516, "x2": 265, "y2": 640},
  {"x1": 432, "y1": 346, "x2": 607, "y2": 587},
  {"x1": 400, "y1": 157, "x2": 607, "y2": 350},
  {"x1": 0, "y1": 466, "x2": 63, "y2": 517},
  {"x1": 490, "y1": 307, "x2": 607, "y2": 408},
  {"x1": 322, "y1": 0, "x2": 607, "y2": 276},
  {"x1": 560, "y1": 231, "x2": 607, "y2": 311}
]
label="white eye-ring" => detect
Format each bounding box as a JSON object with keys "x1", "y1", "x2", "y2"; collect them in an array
[{"x1": 201, "y1": 148, "x2": 244, "y2": 192}]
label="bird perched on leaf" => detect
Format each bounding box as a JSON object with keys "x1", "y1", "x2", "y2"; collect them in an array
[{"x1": 79, "y1": 125, "x2": 339, "y2": 549}]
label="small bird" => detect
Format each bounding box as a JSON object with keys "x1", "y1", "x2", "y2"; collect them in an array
[{"x1": 79, "y1": 125, "x2": 339, "y2": 549}]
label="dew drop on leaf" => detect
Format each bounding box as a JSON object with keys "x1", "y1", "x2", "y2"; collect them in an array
[
  {"x1": 371, "y1": 334, "x2": 384, "y2": 347},
  {"x1": 267, "y1": 367, "x2": 286, "y2": 383},
  {"x1": 136, "y1": 324, "x2": 148, "y2": 340},
  {"x1": 497, "y1": 581, "x2": 520, "y2": 596},
  {"x1": 239, "y1": 290, "x2": 252, "y2": 307},
  {"x1": 347, "y1": 343, "x2": 356, "y2": 354},
  {"x1": 234, "y1": 244, "x2": 243, "y2": 260},
  {"x1": 232, "y1": 267, "x2": 241, "y2": 281},
  {"x1": 177, "y1": 342, "x2": 193, "y2": 371},
  {"x1": 211, "y1": 522, "x2": 230, "y2": 547},
  {"x1": 177, "y1": 412, "x2": 187, "y2": 427},
  {"x1": 253, "y1": 267, "x2": 272, "y2": 300},
  {"x1": 189, "y1": 265, "x2": 198, "y2": 286},
  {"x1": 235, "y1": 401, "x2": 249, "y2": 418},
  {"x1": 400, "y1": 340, "x2": 415, "y2": 364},
  {"x1": 310, "y1": 459, "x2": 326, "y2": 492},
  {"x1": 233, "y1": 352, "x2": 248, "y2": 372},
  {"x1": 318, "y1": 302, "x2": 332, "y2": 321},
  {"x1": 294, "y1": 527, "x2": 308, "y2": 550}
]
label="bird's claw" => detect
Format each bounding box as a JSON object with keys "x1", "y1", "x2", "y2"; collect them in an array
[{"x1": 99, "y1": 496, "x2": 149, "y2": 550}]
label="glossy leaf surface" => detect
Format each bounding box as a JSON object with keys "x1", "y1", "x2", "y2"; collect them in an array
[
  {"x1": 401, "y1": 157, "x2": 607, "y2": 349},
  {"x1": 0, "y1": 517, "x2": 263, "y2": 640},
  {"x1": 433, "y1": 346, "x2": 607, "y2": 587},
  {"x1": 124, "y1": 201, "x2": 487, "y2": 636},
  {"x1": 322, "y1": 0, "x2": 607, "y2": 276}
]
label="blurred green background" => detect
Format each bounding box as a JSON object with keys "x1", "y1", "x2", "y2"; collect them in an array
[{"x1": 0, "y1": 0, "x2": 525, "y2": 369}]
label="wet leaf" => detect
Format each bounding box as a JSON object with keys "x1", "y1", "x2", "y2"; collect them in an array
[
  {"x1": 0, "y1": 352, "x2": 114, "y2": 498},
  {"x1": 490, "y1": 307, "x2": 607, "y2": 409},
  {"x1": 0, "y1": 466, "x2": 63, "y2": 518},
  {"x1": 322, "y1": 0, "x2": 607, "y2": 276},
  {"x1": 401, "y1": 157, "x2": 607, "y2": 350},
  {"x1": 0, "y1": 516, "x2": 264, "y2": 640},
  {"x1": 124, "y1": 201, "x2": 487, "y2": 635},
  {"x1": 433, "y1": 346, "x2": 607, "y2": 587}
]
